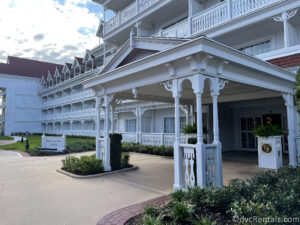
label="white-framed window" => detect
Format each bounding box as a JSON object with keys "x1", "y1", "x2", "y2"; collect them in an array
[
  {"x1": 239, "y1": 40, "x2": 271, "y2": 56},
  {"x1": 126, "y1": 119, "x2": 136, "y2": 132},
  {"x1": 163, "y1": 117, "x2": 186, "y2": 133}
]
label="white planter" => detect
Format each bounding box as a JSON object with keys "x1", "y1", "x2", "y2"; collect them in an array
[{"x1": 257, "y1": 136, "x2": 283, "y2": 170}]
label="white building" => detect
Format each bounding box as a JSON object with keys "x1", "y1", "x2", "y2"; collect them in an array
[
  {"x1": 0, "y1": 56, "x2": 64, "y2": 135},
  {"x1": 2, "y1": 0, "x2": 300, "y2": 188}
]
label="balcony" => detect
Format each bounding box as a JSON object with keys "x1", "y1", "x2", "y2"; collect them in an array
[
  {"x1": 42, "y1": 90, "x2": 95, "y2": 108},
  {"x1": 154, "y1": 0, "x2": 282, "y2": 39},
  {"x1": 104, "y1": 0, "x2": 161, "y2": 34}
]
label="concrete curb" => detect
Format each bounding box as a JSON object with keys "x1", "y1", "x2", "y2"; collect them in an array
[{"x1": 56, "y1": 166, "x2": 138, "y2": 179}]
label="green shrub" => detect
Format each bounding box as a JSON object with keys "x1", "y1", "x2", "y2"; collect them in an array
[
  {"x1": 110, "y1": 133, "x2": 122, "y2": 170},
  {"x1": 171, "y1": 201, "x2": 194, "y2": 224},
  {"x1": 62, "y1": 154, "x2": 104, "y2": 175},
  {"x1": 121, "y1": 153, "x2": 130, "y2": 168},
  {"x1": 66, "y1": 140, "x2": 95, "y2": 153},
  {"x1": 188, "y1": 137, "x2": 197, "y2": 144},
  {"x1": 141, "y1": 167, "x2": 300, "y2": 225},
  {"x1": 122, "y1": 142, "x2": 174, "y2": 157},
  {"x1": 184, "y1": 124, "x2": 208, "y2": 134},
  {"x1": 27, "y1": 148, "x2": 64, "y2": 156},
  {"x1": 144, "y1": 205, "x2": 160, "y2": 217},
  {"x1": 142, "y1": 215, "x2": 163, "y2": 225},
  {"x1": 253, "y1": 124, "x2": 283, "y2": 137}
]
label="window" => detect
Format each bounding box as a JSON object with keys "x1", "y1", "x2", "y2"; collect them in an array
[
  {"x1": 239, "y1": 40, "x2": 271, "y2": 56},
  {"x1": 126, "y1": 119, "x2": 136, "y2": 132},
  {"x1": 164, "y1": 117, "x2": 186, "y2": 133}
]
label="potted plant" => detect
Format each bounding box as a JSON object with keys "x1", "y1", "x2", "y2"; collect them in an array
[
  {"x1": 184, "y1": 124, "x2": 208, "y2": 144},
  {"x1": 253, "y1": 124, "x2": 283, "y2": 169}
]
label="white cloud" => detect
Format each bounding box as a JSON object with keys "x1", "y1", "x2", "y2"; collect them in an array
[{"x1": 0, "y1": 0, "x2": 102, "y2": 64}]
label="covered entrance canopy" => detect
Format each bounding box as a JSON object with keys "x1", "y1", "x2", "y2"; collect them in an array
[{"x1": 83, "y1": 36, "x2": 299, "y2": 190}]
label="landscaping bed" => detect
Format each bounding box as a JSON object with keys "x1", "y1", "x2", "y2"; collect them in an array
[
  {"x1": 61, "y1": 134, "x2": 132, "y2": 176},
  {"x1": 0, "y1": 134, "x2": 96, "y2": 156},
  {"x1": 125, "y1": 167, "x2": 300, "y2": 225}
]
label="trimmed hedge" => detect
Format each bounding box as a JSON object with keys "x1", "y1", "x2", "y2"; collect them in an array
[
  {"x1": 62, "y1": 154, "x2": 104, "y2": 175},
  {"x1": 122, "y1": 142, "x2": 174, "y2": 156},
  {"x1": 110, "y1": 133, "x2": 122, "y2": 170}
]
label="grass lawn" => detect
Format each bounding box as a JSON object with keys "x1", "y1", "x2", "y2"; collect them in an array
[
  {"x1": 0, "y1": 136, "x2": 14, "y2": 141},
  {"x1": 0, "y1": 135, "x2": 94, "y2": 152}
]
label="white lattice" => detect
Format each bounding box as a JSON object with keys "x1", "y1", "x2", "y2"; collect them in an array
[
  {"x1": 205, "y1": 145, "x2": 217, "y2": 186},
  {"x1": 120, "y1": 3, "x2": 137, "y2": 24},
  {"x1": 184, "y1": 147, "x2": 196, "y2": 187}
]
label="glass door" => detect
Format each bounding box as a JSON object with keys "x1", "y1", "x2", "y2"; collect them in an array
[{"x1": 240, "y1": 117, "x2": 262, "y2": 151}]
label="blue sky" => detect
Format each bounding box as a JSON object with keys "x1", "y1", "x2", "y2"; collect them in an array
[{"x1": 0, "y1": 0, "x2": 114, "y2": 64}]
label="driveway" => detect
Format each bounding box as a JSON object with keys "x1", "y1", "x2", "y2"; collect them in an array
[{"x1": 0, "y1": 151, "x2": 260, "y2": 225}]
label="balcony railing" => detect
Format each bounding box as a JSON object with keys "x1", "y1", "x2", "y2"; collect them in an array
[
  {"x1": 42, "y1": 108, "x2": 97, "y2": 121},
  {"x1": 42, "y1": 90, "x2": 94, "y2": 108},
  {"x1": 104, "y1": 0, "x2": 161, "y2": 34},
  {"x1": 155, "y1": 0, "x2": 282, "y2": 38}
]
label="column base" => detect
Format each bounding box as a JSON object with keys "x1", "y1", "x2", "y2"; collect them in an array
[
  {"x1": 104, "y1": 166, "x2": 112, "y2": 172},
  {"x1": 173, "y1": 184, "x2": 184, "y2": 191}
]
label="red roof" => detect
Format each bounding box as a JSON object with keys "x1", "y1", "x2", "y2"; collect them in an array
[
  {"x1": 0, "y1": 56, "x2": 64, "y2": 78},
  {"x1": 268, "y1": 53, "x2": 300, "y2": 68}
]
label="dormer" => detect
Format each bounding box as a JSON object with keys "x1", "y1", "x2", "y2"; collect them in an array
[
  {"x1": 40, "y1": 75, "x2": 46, "y2": 89},
  {"x1": 71, "y1": 57, "x2": 84, "y2": 76},
  {"x1": 47, "y1": 72, "x2": 53, "y2": 88},
  {"x1": 54, "y1": 67, "x2": 61, "y2": 85},
  {"x1": 62, "y1": 63, "x2": 72, "y2": 80},
  {"x1": 83, "y1": 50, "x2": 94, "y2": 72}
]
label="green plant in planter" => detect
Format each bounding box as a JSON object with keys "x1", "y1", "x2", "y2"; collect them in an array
[
  {"x1": 184, "y1": 124, "x2": 208, "y2": 134},
  {"x1": 253, "y1": 124, "x2": 283, "y2": 138}
]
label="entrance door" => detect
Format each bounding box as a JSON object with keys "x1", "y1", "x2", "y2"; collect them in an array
[{"x1": 240, "y1": 117, "x2": 262, "y2": 151}]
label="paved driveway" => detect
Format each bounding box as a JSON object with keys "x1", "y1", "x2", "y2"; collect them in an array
[{"x1": 0, "y1": 151, "x2": 260, "y2": 225}]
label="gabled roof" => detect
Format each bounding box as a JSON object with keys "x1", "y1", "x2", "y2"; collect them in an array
[
  {"x1": 62, "y1": 63, "x2": 72, "y2": 74},
  {"x1": 72, "y1": 57, "x2": 84, "y2": 69},
  {"x1": 54, "y1": 67, "x2": 61, "y2": 78},
  {"x1": 47, "y1": 71, "x2": 53, "y2": 81},
  {"x1": 0, "y1": 56, "x2": 63, "y2": 78},
  {"x1": 96, "y1": 21, "x2": 104, "y2": 37},
  {"x1": 101, "y1": 36, "x2": 188, "y2": 74}
]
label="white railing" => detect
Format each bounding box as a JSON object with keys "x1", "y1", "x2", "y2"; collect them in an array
[
  {"x1": 139, "y1": 0, "x2": 160, "y2": 12},
  {"x1": 104, "y1": 0, "x2": 161, "y2": 34},
  {"x1": 42, "y1": 108, "x2": 97, "y2": 121},
  {"x1": 123, "y1": 132, "x2": 137, "y2": 143},
  {"x1": 156, "y1": 0, "x2": 282, "y2": 39},
  {"x1": 161, "y1": 19, "x2": 189, "y2": 38},
  {"x1": 231, "y1": 0, "x2": 279, "y2": 18},
  {"x1": 45, "y1": 129, "x2": 96, "y2": 137},
  {"x1": 42, "y1": 89, "x2": 94, "y2": 107},
  {"x1": 104, "y1": 53, "x2": 116, "y2": 66},
  {"x1": 105, "y1": 15, "x2": 120, "y2": 34},
  {"x1": 122, "y1": 132, "x2": 197, "y2": 146},
  {"x1": 120, "y1": 2, "x2": 137, "y2": 24},
  {"x1": 192, "y1": 1, "x2": 229, "y2": 34}
]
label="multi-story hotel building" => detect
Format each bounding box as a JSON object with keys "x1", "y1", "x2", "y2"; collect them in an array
[{"x1": 1, "y1": 0, "x2": 300, "y2": 179}]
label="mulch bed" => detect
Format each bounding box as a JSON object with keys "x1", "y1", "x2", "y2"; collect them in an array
[{"x1": 125, "y1": 202, "x2": 234, "y2": 225}]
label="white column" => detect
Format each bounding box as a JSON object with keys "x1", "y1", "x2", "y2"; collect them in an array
[
  {"x1": 135, "y1": 106, "x2": 139, "y2": 143},
  {"x1": 104, "y1": 95, "x2": 111, "y2": 171},
  {"x1": 283, "y1": 93, "x2": 297, "y2": 167},
  {"x1": 274, "y1": 10, "x2": 298, "y2": 48},
  {"x1": 173, "y1": 79, "x2": 183, "y2": 190},
  {"x1": 111, "y1": 105, "x2": 114, "y2": 133},
  {"x1": 211, "y1": 79, "x2": 223, "y2": 187},
  {"x1": 212, "y1": 94, "x2": 220, "y2": 143},
  {"x1": 196, "y1": 94, "x2": 203, "y2": 144}
]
